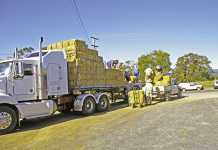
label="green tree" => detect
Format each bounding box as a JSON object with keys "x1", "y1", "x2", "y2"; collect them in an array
[
  {"x1": 174, "y1": 53, "x2": 212, "y2": 82},
  {"x1": 138, "y1": 50, "x2": 171, "y2": 80},
  {"x1": 16, "y1": 47, "x2": 34, "y2": 58}
]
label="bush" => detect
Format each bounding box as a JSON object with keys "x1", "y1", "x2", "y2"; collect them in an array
[{"x1": 198, "y1": 80, "x2": 214, "y2": 89}]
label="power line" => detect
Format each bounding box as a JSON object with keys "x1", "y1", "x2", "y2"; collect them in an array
[{"x1": 70, "y1": 0, "x2": 91, "y2": 44}]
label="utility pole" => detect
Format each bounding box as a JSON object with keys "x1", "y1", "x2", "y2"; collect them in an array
[{"x1": 90, "y1": 36, "x2": 99, "y2": 49}]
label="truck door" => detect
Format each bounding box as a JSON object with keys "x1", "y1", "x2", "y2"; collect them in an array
[{"x1": 14, "y1": 63, "x2": 36, "y2": 100}]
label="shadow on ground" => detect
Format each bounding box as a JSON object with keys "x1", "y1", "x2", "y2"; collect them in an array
[
  {"x1": 12, "y1": 96, "x2": 187, "y2": 134},
  {"x1": 14, "y1": 101, "x2": 128, "y2": 134}
]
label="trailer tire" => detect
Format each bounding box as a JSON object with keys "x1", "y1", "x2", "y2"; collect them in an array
[
  {"x1": 0, "y1": 106, "x2": 18, "y2": 135},
  {"x1": 82, "y1": 96, "x2": 96, "y2": 115},
  {"x1": 97, "y1": 95, "x2": 110, "y2": 112}
]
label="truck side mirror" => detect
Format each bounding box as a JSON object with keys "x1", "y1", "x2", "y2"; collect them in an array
[{"x1": 14, "y1": 61, "x2": 24, "y2": 79}]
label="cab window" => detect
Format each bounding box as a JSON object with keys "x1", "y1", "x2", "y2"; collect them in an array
[{"x1": 23, "y1": 63, "x2": 33, "y2": 76}]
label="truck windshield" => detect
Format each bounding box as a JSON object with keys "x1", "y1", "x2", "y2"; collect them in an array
[{"x1": 0, "y1": 62, "x2": 11, "y2": 76}]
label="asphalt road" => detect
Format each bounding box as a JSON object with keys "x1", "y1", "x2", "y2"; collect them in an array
[{"x1": 0, "y1": 90, "x2": 218, "y2": 150}]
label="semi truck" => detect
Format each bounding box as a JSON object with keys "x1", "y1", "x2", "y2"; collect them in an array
[
  {"x1": 0, "y1": 38, "x2": 182, "y2": 134},
  {"x1": 0, "y1": 39, "x2": 129, "y2": 134}
]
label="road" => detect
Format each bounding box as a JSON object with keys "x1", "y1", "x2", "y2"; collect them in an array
[{"x1": 0, "y1": 90, "x2": 218, "y2": 150}]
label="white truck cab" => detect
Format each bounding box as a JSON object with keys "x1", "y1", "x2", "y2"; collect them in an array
[{"x1": 0, "y1": 51, "x2": 68, "y2": 134}]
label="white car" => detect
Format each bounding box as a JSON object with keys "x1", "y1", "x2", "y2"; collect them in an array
[
  {"x1": 178, "y1": 82, "x2": 203, "y2": 91},
  {"x1": 214, "y1": 80, "x2": 218, "y2": 89}
]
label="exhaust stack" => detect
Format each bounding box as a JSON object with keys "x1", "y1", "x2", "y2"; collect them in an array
[{"x1": 38, "y1": 37, "x2": 44, "y2": 99}]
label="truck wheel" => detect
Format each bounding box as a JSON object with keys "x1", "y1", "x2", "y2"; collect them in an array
[
  {"x1": 97, "y1": 95, "x2": 110, "y2": 112},
  {"x1": 82, "y1": 96, "x2": 96, "y2": 115},
  {"x1": 0, "y1": 106, "x2": 18, "y2": 134}
]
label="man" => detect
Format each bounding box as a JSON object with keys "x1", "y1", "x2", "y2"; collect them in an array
[
  {"x1": 143, "y1": 67, "x2": 154, "y2": 105},
  {"x1": 124, "y1": 68, "x2": 131, "y2": 82},
  {"x1": 133, "y1": 64, "x2": 140, "y2": 81},
  {"x1": 144, "y1": 67, "x2": 154, "y2": 83},
  {"x1": 153, "y1": 65, "x2": 164, "y2": 85}
]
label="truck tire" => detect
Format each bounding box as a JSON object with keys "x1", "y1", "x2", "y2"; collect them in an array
[
  {"x1": 97, "y1": 95, "x2": 110, "y2": 112},
  {"x1": 0, "y1": 106, "x2": 18, "y2": 134},
  {"x1": 82, "y1": 96, "x2": 96, "y2": 115}
]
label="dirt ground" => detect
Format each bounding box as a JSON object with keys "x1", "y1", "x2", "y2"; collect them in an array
[{"x1": 0, "y1": 91, "x2": 218, "y2": 150}]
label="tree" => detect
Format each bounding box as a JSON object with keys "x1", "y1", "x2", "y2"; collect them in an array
[
  {"x1": 16, "y1": 47, "x2": 34, "y2": 58},
  {"x1": 138, "y1": 50, "x2": 172, "y2": 80},
  {"x1": 173, "y1": 53, "x2": 212, "y2": 82}
]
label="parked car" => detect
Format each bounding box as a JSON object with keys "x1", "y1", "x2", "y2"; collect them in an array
[
  {"x1": 178, "y1": 82, "x2": 204, "y2": 91},
  {"x1": 214, "y1": 80, "x2": 218, "y2": 89}
]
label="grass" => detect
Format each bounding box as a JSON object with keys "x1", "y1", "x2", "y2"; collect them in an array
[{"x1": 0, "y1": 104, "x2": 133, "y2": 150}]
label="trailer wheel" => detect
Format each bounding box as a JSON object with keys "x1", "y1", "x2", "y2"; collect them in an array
[
  {"x1": 0, "y1": 106, "x2": 18, "y2": 134},
  {"x1": 82, "y1": 96, "x2": 96, "y2": 115},
  {"x1": 97, "y1": 95, "x2": 110, "y2": 112}
]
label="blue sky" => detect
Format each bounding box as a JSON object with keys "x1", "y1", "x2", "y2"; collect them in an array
[{"x1": 0, "y1": 0, "x2": 218, "y2": 68}]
